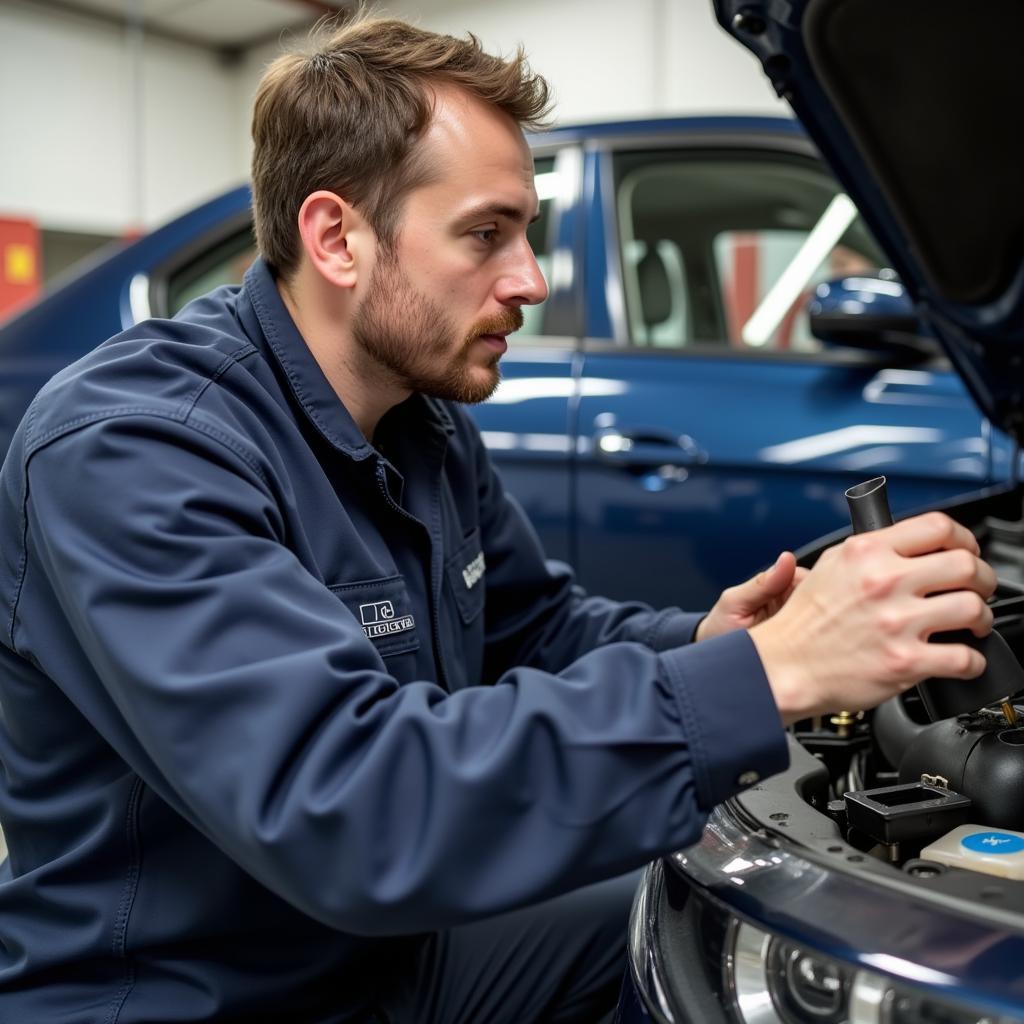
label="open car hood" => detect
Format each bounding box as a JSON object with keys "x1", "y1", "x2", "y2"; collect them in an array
[{"x1": 714, "y1": 0, "x2": 1024, "y2": 443}]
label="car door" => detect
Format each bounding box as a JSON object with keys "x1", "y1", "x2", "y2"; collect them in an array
[{"x1": 574, "y1": 129, "x2": 999, "y2": 609}]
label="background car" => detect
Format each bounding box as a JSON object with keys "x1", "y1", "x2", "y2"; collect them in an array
[
  {"x1": 0, "y1": 116, "x2": 1011, "y2": 608},
  {"x1": 618, "y1": 0, "x2": 1024, "y2": 1021}
]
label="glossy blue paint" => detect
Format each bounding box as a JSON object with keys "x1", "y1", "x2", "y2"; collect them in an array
[
  {"x1": 574, "y1": 349, "x2": 990, "y2": 607},
  {"x1": 809, "y1": 274, "x2": 917, "y2": 326},
  {"x1": 471, "y1": 347, "x2": 577, "y2": 563},
  {"x1": 583, "y1": 149, "x2": 615, "y2": 340}
]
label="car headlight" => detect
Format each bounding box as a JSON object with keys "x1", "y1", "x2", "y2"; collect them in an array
[
  {"x1": 745, "y1": 926, "x2": 852, "y2": 1022},
  {"x1": 726, "y1": 918, "x2": 1019, "y2": 1024}
]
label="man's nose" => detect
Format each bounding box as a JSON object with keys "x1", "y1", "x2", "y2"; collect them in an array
[{"x1": 497, "y1": 243, "x2": 549, "y2": 307}]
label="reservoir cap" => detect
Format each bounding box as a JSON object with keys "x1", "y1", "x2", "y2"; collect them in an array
[
  {"x1": 961, "y1": 831, "x2": 1024, "y2": 854},
  {"x1": 922, "y1": 824, "x2": 1024, "y2": 879}
]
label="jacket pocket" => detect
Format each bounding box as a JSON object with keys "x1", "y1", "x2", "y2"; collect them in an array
[
  {"x1": 328, "y1": 575, "x2": 420, "y2": 658},
  {"x1": 444, "y1": 529, "x2": 485, "y2": 625}
]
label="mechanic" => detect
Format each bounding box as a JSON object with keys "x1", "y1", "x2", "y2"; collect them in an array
[{"x1": 0, "y1": 15, "x2": 997, "y2": 1024}]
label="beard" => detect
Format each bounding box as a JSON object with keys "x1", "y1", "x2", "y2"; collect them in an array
[{"x1": 351, "y1": 252, "x2": 523, "y2": 405}]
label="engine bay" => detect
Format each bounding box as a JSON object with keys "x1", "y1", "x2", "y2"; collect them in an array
[{"x1": 757, "y1": 486, "x2": 1024, "y2": 905}]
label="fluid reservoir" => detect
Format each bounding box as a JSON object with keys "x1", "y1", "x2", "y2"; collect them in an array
[{"x1": 921, "y1": 824, "x2": 1024, "y2": 880}]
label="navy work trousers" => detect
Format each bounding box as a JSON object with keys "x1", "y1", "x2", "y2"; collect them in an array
[{"x1": 375, "y1": 871, "x2": 639, "y2": 1023}]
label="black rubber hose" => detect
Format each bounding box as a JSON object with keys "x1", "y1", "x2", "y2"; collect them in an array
[
  {"x1": 845, "y1": 476, "x2": 894, "y2": 534},
  {"x1": 844, "y1": 475, "x2": 1024, "y2": 721}
]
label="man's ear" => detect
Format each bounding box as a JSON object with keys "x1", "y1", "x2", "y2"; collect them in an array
[{"x1": 295, "y1": 190, "x2": 372, "y2": 290}]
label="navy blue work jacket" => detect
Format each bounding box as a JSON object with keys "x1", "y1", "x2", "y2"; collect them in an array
[{"x1": 0, "y1": 259, "x2": 788, "y2": 1022}]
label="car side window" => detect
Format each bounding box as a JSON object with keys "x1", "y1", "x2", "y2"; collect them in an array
[
  {"x1": 519, "y1": 155, "x2": 555, "y2": 338},
  {"x1": 164, "y1": 155, "x2": 559, "y2": 329},
  {"x1": 614, "y1": 151, "x2": 889, "y2": 351},
  {"x1": 166, "y1": 229, "x2": 258, "y2": 315}
]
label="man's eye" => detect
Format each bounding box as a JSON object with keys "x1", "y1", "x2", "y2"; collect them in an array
[{"x1": 471, "y1": 228, "x2": 497, "y2": 244}]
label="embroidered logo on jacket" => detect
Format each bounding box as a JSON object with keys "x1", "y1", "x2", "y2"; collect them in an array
[
  {"x1": 461, "y1": 551, "x2": 485, "y2": 590},
  {"x1": 359, "y1": 600, "x2": 415, "y2": 639}
]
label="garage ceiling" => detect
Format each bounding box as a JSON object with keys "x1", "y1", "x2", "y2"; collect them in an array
[{"x1": 26, "y1": 0, "x2": 354, "y2": 50}]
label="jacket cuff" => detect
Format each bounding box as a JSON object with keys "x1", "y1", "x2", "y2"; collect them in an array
[
  {"x1": 659, "y1": 630, "x2": 789, "y2": 811},
  {"x1": 646, "y1": 609, "x2": 705, "y2": 651}
]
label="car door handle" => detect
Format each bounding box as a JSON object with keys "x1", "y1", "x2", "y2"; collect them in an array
[{"x1": 594, "y1": 428, "x2": 708, "y2": 467}]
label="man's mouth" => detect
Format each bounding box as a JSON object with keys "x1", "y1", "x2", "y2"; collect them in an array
[
  {"x1": 470, "y1": 310, "x2": 523, "y2": 355},
  {"x1": 477, "y1": 332, "x2": 510, "y2": 354}
]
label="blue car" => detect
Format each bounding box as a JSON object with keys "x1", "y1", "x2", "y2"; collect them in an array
[
  {"x1": 620, "y1": 2, "x2": 1024, "y2": 1022},
  {"x1": 0, "y1": 114, "x2": 1010, "y2": 609}
]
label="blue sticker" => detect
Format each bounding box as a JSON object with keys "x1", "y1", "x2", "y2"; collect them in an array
[{"x1": 961, "y1": 832, "x2": 1024, "y2": 855}]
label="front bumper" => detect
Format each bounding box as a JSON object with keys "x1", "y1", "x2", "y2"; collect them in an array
[{"x1": 627, "y1": 739, "x2": 1024, "y2": 1023}]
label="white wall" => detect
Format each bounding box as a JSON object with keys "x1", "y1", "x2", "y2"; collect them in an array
[
  {"x1": 0, "y1": 0, "x2": 244, "y2": 233},
  {"x1": 235, "y1": 0, "x2": 788, "y2": 178},
  {"x1": 380, "y1": 0, "x2": 786, "y2": 124},
  {"x1": 2, "y1": 0, "x2": 788, "y2": 235},
  {"x1": 139, "y1": 32, "x2": 244, "y2": 227}
]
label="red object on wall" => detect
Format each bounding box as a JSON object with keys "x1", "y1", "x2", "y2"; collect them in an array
[{"x1": 0, "y1": 217, "x2": 42, "y2": 322}]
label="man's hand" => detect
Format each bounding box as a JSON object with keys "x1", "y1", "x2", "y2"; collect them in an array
[
  {"x1": 749, "y1": 512, "x2": 997, "y2": 725},
  {"x1": 696, "y1": 551, "x2": 808, "y2": 642}
]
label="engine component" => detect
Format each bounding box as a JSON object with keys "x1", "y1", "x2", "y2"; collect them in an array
[
  {"x1": 844, "y1": 781, "x2": 971, "y2": 848},
  {"x1": 899, "y1": 715, "x2": 1024, "y2": 831},
  {"x1": 872, "y1": 692, "x2": 928, "y2": 770},
  {"x1": 792, "y1": 722, "x2": 870, "y2": 780},
  {"x1": 920, "y1": 628, "x2": 1024, "y2": 722}
]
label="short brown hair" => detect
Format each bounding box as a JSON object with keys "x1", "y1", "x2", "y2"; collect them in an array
[{"x1": 251, "y1": 15, "x2": 552, "y2": 278}]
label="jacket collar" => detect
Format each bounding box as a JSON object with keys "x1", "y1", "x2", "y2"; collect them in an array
[{"x1": 240, "y1": 258, "x2": 453, "y2": 458}]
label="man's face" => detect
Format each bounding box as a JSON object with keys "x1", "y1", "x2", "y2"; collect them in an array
[{"x1": 351, "y1": 86, "x2": 548, "y2": 404}]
